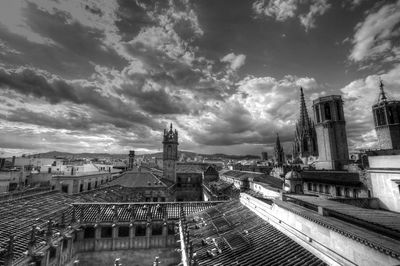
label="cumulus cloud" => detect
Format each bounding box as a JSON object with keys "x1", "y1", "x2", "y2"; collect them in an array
[
  {"x1": 220, "y1": 53, "x2": 247, "y2": 71},
  {"x1": 253, "y1": 0, "x2": 298, "y2": 21},
  {"x1": 349, "y1": 1, "x2": 400, "y2": 62},
  {"x1": 340, "y1": 64, "x2": 400, "y2": 149},
  {"x1": 299, "y1": 0, "x2": 331, "y2": 32},
  {"x1": 252, "y1": 0, "x2": 331, "y2": 31}
]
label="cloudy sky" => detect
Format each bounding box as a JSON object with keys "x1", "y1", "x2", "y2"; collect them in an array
[{"x1": 0, "y1": 0, "x2": 399, "y2": 157}]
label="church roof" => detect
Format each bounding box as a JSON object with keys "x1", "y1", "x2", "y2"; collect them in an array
[{"x1": 186, "y1": 200, "x2": 327, "y2": 266}]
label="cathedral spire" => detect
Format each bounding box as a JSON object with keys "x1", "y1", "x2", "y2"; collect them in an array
[{"x1": 299, "y1": 87, "x2": 310, "y2": 128}]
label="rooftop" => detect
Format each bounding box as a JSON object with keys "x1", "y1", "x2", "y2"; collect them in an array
[
  {"x1": 186, "y1": 200, "x2": 327, "y2": 266},
  {"x1": 107, "y1": 171, "x2": 167, "y2": 188},
  {"x1": 301, "y1": 170, "x2": 362, "y2": 186},
  {"x1": 286, "y1": 195, "x2": 400, "y2": 240}
]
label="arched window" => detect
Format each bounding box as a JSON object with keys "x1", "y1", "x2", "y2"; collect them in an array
[{"x1": 324, "y1": 103, "x2": 331, "y2": 120}]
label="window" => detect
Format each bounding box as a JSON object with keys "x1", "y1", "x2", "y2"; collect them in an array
[
  {"x1": 336, "y1": 187, "x2": 342, "y2": 197},
  {"x1": 152, "y1": 223, "x2": 163, "y2": 235},
  {"x1": 325, "y1": 185, "x2": 329, "y2": 194},
  {"x1": 135, "y1": 224, "x2": 146, "y2": 236},
  {"x1": 95, "y1": 181, "x2": 98, "y2": 188},
  {"x1": 307, "y1": 183, "x2": 312, "y2": 191},
  {"x1": 353, "y1": 189, "x2": 358, "y2": 198},
  {"x1": 161, "y1": 197, "x2": 166, "y2": 202},
  {"x1": 168, "y1": 224, "x2": 175, "y2": 235},
  {"x1": 118, "y1": 226, "x2": 130, "y2": 237},
  {"x1": 84, "y1": 227, "x2": 95, "y2": 239},
  {"x1": 79, "y1": 184, "x2": 83, "y2": 192},
  {"x1": 324, "y1": 103, "x2": 331, "y2": 120},
  {"x1": 344, "y1": 188, "x2": 349, "y2": 197},
  {"x1": 153, "y1": 197, "x2": 158, "y2": 202},
  {"x1": 87, "y1": 182, "x2": 91, "y2": 191},
  {"x1": 319, "y1": 184, "x2": 323, "y2": 193},
  {"x1": 336, "y1": 101, "x2": 342, "y2": 120},
  {"x1": 61, "y1": 184, "x2": 69, "y2": 194},
  {"x1": 101, "y1": 226, "x2": 113, "y2": 238}
]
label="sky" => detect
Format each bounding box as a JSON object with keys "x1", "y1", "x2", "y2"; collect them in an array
[{"x1": 0, "y1": 0, "x2": 399, "y2": 157}]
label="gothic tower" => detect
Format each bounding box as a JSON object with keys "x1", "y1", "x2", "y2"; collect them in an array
[
  {"x1": 274, "y1": 133, "x2": 285, "y2": 165},
  {"x1": 372, "y1": 79, "x2": 400, "y2": 150},
  {"x1": 313, "y1": 95, "x2": 349, "y2": 170},
  {"x1": 163, "y1": 123, "x2": 179, "y2": 182},
  {"x1": 293, "y1": 87, "x2": 318, "y2": 164}
]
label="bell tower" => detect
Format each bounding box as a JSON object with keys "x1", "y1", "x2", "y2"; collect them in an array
[
  {"x1": 163, "y1": 123, "x2": 179, "y2": 182},
  {"x1": 313, "y1": 95, "x2": 349, "y2": 170},
  {"x1": 372, "y1": 79, "x2": 400, "y2": 150}
]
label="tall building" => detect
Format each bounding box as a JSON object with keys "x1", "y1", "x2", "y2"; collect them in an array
[
  {"x1": 274, "y1": 133, "x2": 285, "y2": 165},
  {"x1": 313, "y1": 95, "x2": 349, "y2": 170},
  {"x1": 292, "y1": 87, "x2": 318, "y2": 164},
  {"x1": 162, "y1": 123, "x2": 179, "y2": 182},
  {"x1": 128, "y1": 150, "x2": 135, "y2": 170},
  {"x1": 372, "y1": 79, "x2": 400, "y2": 150}
]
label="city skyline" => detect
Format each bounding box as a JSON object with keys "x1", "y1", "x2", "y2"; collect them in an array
[{"x1": 0, "y1": 0, "x2": 400, "y2": 157}]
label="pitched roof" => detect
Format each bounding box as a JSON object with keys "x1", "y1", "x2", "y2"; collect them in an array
[{"x1": 186, "y1": 200, "x2": 327, "y2": 266}]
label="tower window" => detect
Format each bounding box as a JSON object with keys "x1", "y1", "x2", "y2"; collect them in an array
[
  {"x1": 324, "y1": 103, "x2": 331, "y2": 120},
  {"x1": 315, "y1": 105, "x2": 320, "y2": 123},
  {"x1": 336, "y1": 101, "x2": 342, "y2": 120},
  {"x1": 388, "y1": 107, "x2": 394, "y2": 124}
]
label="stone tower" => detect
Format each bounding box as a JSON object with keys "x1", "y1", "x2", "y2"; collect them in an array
[
  {"x1": 313, "y1": 95, "x2": 349, "y2": 170},
  {"x1": 293, "y1": 87, "x2": 318, "y2": 164},
  {"x1": 163, "y1": 123, "x2": 179, "y2": 182},
  {"x1": 274, "y1": 133, "x2": 285, "y2": 165},
  {"x1": 128, "y1": 150, "x2": 135, "y2": 170},
  {"x1": 372, "y1": 80, "x2": 400, "y2": 150}
]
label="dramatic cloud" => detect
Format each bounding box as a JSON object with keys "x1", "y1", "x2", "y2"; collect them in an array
[
  {"x1": 253, "y1": 0, "x2": 298, "y2": 21},
  {"x1": 221, "y1": 53, "x2": 247, "y2": 71},
  {"x1": 0, "y1": 0, "x2": 397, "y2": 156},
  {"x1": 252, "y1": 0, "x2": 331, "y2": 31},
  {"x1": 340, "y1": 64, "x2": 400, "y2": 149},
  {"x1": 349, "y1": 1, "x2": 400, "y2": 62},
  {"x1": 299, "y1": 0, "x2": 331, "y2": 32}
]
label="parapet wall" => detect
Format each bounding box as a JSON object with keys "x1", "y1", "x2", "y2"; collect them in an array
[{"x1": 240, "y1": 193, "x2": 400, "y2": 266}]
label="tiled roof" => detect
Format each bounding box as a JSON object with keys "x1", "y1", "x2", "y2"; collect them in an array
[
  {"x1": 0, "y1": 191, "x2": 82, "y2": 265},
  {"x1": 203, "y1": 180, "x2": 240, "y2": 199},
  {"x1": 72, "y1": 202, "x2": 223, "y2": 223},
  {"x1": 176, "y1": 163, "x2": 208, "y2": 173},
  {"x1": 301, "y1": 171, "x2": 362, "y2": 186},
  {"x1": 286, "y1": 195, "x2": 400, "y2": 238},
  {"x1": 220, "y1": 170, "x2": 266, "y2": 181},
  {"x1": 107, "y1": 171, "x2": 167, "y2": 188},
  {"x1": 186, "y1": 200, "x2": 327, "y2": 266}
]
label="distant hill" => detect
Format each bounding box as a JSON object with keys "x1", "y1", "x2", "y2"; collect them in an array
[{"x1": 29, "y1": 150, "x2": 260, "y2": 161}]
